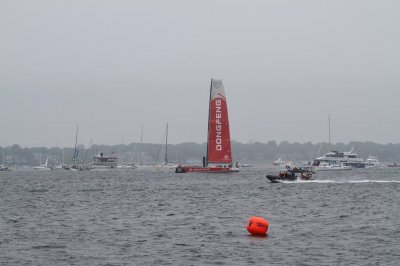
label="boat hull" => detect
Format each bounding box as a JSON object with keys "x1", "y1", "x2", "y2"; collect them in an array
[
  {"x1": 33, "y1": 167, "x2": 52, "y2": 171},
  {"x1": 314, "y1": 166, "x2": 352, "y2": 171},
  {"x1": 266, "y1": 175, "x2": 297, "y2": 183},
  {"x1": 176, "y1": 166, "x2": 237, "y2": 173}
]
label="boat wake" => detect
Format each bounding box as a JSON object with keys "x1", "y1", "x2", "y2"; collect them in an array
[{"x1": 279, "y1": 179, "x2": 400, "y2": 184}]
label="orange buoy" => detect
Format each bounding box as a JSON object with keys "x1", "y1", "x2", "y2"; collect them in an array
[{"x1": 247, "y1": 216, "x2": 269, "y2": 236}]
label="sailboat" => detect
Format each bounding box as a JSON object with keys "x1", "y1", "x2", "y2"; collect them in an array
[
  {"x1": 53, "y1": 148, "x2": 70, "y2": 170},
  {"x1": 33, "y1": 157, "x2": 52, "y2": 171},
  {"x1": 0, "y1": 150, "x2": 11, "y2": 171},
  {"x1": 175, "y1": 79, "x2": 239, "y2": 173},
  {"x1": 132, "y1": 124, "x2": 152, "y2": 168},
  {"x1": 160, "y1": 123, "x2": 179, "y2": 169},
  {"x1": 313, "y1": 114, "x2": 354, "y2": 171},
  {"x1": 70, "y1": 125, "x2": 91, "y2": 171}
]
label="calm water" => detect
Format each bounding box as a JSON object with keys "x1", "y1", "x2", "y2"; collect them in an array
[{"x1": 1, "y1": 167, "x2": 400, "y2": 265}]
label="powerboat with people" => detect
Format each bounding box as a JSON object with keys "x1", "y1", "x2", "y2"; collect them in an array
[{"x1": 266, "y1": 166, "x2": 314, "y2": 183}]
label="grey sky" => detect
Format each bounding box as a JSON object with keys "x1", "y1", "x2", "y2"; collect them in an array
[{"x1": 1, "y1": 0, "x2": 399, "y2": 147}]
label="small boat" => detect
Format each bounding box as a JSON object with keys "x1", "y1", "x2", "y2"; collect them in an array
[
  {"x1": 33, "y1": 158, "x2": 52, "y2": 171},
  {"x1": 272, "y1": 158, "x2": 285, "y2": 166},
  {"x1": 160, "y1": 123, "x2": 179, "y2": 169},
  {"x1": 53, "y1": 164, "x2": 70, "y2": 170},
  {"x1": 365, "y1": 155, "x2": 384, "y2": 168},
  {"x1": 387, "y1": 163, "x2": 400, "y2": 168},
  {"x1": 266, "y1": 167, "x2": 314, "y2": 183},
  {"x1": 176, "y1": 79, "x2": 239, "y2": 173},
  {"x1": 53, "y1": 149, "x2": 70, "y2": 170}
]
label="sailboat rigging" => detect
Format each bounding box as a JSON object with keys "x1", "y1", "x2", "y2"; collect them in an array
[
  {"x1": 160, "y1": 123, "x2": 179, "y2": 168},
  {"x1": 71, "y1": 125, "x2": 79, "y2": 170}
]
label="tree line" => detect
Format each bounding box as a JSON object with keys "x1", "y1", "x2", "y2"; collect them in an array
[{"x1": 1, "y1": 141, "x2": 400, "y2": 166}]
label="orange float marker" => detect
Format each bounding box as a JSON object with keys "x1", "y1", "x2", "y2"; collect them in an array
[{"x1": 247, "y1": 216, "x2": 269, "y2": 236}]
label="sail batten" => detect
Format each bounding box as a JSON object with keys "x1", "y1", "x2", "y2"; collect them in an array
[{"x1": 207, "y1": 79, "x2": 232, "y2": 164}]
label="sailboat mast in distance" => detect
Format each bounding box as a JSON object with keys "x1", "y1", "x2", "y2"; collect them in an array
[
  {"x1": 138, "y1": 124, "x2": 143, "y2": 165},
  {"x1": 73, "y1": 125, "x2": 78, "y2": 167},
  {"x1": 165, "y1": 123, "x2": 168, "y2": 164},
  {"x1": 328, "y1": 114, "x2": 331, "y2": 147}
]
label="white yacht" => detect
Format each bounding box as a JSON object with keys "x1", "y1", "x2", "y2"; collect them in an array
[
  {"x1": 92, "y1": 152, "x2": 118, "y2": 169},
  {"x1": 315, "y1": 148, "x2": 366, "y2": 168},
  {"x1": 33, "y1": 158, "x2": 52, "y2": 171},
  {"x1": 365, "y1": 155, "x2": 384, "y2": 168},
  {"x1": 313, "y1": 161, "x2": 352, "y2": 171}
]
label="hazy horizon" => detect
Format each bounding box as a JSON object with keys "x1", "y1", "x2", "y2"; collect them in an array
[
  {"x1": 1, "y1": 1, "x2": 399, "y2": 147},
  {"x1": 1, "y1": 138, "x2": 398, "y2": 150}
]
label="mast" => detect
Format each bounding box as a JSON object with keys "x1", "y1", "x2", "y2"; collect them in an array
[
  {"x1": 138, "y1": 124, "x2": 143, "y2": 165},
  {"x1": 205, "y1": 78, "x2": 213, "y2": 166},
  {"x1": 328, "y1": 114, "x2": 331, "y2": 148},
  {"x1": 73, "y1": 125, "x2": 78, "y2": 167},
  {"x1": 165, "y1": 123, "x2": 168, "y2": 164}
]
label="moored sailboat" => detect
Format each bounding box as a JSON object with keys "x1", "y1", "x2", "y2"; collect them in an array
[
  {"x1": 33, "y1": 157, "x2": 52, "y2": 171},
  {"x1": 175, "y1": 79, "x2": 239, "y2": 173},
  {"x1": 160, "y1": 123, "x2": 179, "y2": 169},
  {"x1": 0, "y1": 150, "x2": 12, "y2": 171}
]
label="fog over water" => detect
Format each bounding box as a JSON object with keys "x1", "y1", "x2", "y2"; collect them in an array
[{"x1": 1, "y1": 1, "x2": 400, "y2": 147}]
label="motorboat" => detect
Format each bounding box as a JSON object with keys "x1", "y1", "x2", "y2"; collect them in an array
[
  {"x1": 266, "y1": 167, "x2": 314, "y2": 183},
  {"x1": 365, "y1": 155, "x2": 384, "y2": 168},
  {"x1": 92, "y1": 152, "x2": 118, "y2": 169},
  {"x1": 315, "y1": 148, "x2": 366, "y2": 168},
  {"x1": 313, "y1": 161, "x2": 352, "y2": 171}
]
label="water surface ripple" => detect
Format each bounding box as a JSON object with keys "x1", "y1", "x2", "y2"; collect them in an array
[{"x1": 1, "y1": 168, "x2": 399, "y2": 265}]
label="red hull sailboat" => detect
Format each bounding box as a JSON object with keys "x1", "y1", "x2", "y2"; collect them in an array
[{"x1": 175, "y1": 79, "x2": 239, "y2": 173}]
